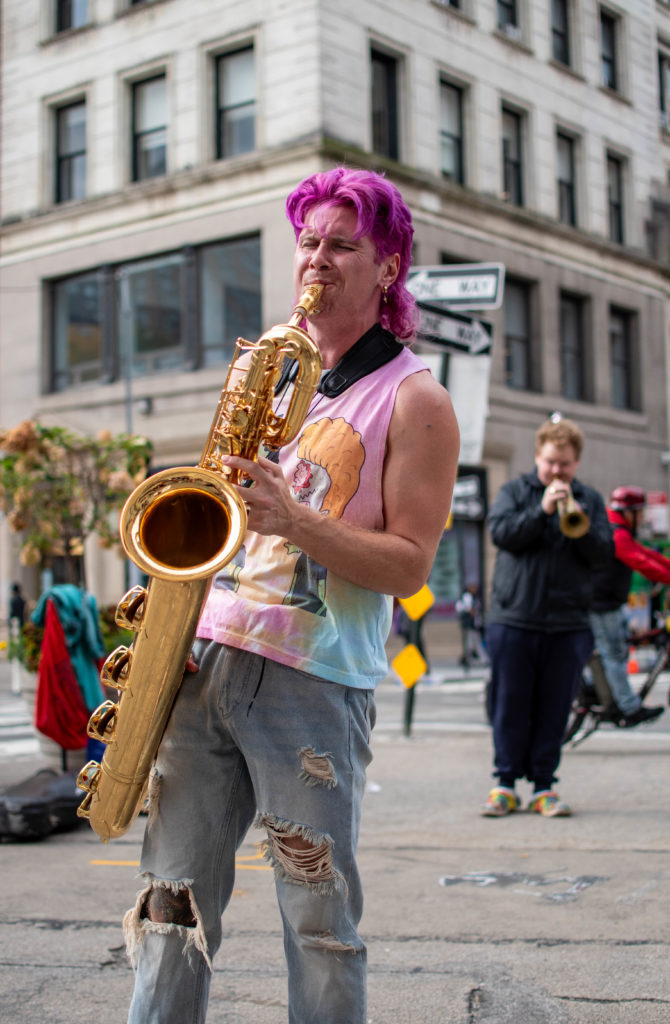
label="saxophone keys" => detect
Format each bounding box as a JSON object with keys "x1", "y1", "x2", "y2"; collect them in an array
[
  {"x1": 101, "y1": 646, "x2": 133, "y2": 690},
  {"x1": 115, "y1": 585, "x2": 148, "y2": 631},
  {"x1": 76, "y1": 759, "x2": 102, "y2": 796},
  {"x1": 87, "y1": 700, "x2": 119, "y2": 743}
]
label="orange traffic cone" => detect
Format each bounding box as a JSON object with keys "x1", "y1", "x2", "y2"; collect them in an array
[{"x1": 627, "y1": 646, "x2": 639, "y2": 674}]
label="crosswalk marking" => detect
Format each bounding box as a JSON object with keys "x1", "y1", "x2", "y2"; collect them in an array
[{"x1": 0, "y1": 695, "x2": 39, "y2": 760}]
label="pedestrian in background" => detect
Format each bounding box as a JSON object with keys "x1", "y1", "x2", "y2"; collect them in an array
[
  {"x1": 9, "y1": 582, "x2": 26, "y2": 630},
  {"x1": 456, "y1": 584, "x2": 486, "y2": 668},
  {"x1": 482, "y1": 415, "x2": 612, "y2": 818},
  {"x1": 589, "y1": 485, "x2": 669, "y2": 726}
]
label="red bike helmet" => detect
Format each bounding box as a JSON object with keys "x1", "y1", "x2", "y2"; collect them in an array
[{"x1": 610, "y1": 485, "x2": 646, "y2": 511}]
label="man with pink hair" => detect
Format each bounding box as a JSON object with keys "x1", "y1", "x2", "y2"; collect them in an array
[{"x1": 125, "y1": 168, "x2": 459, "y2": 1024}]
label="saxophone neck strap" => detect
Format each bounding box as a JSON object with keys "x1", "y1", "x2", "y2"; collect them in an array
[{"x1": 276, "y1": 323, "x2": 404, "y2": 398}]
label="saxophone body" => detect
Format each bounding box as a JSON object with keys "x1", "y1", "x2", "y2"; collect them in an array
[{"x1": 77, "y1": 285, "x2": 324, "y2": 841}]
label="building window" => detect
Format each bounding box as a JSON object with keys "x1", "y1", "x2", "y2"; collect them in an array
[
  {"x1": 371, "y1": 49, "x2": 399, "y2": 160},
  {"x1": 498, "y1": 0, "x2": 518, "y2": 32},
  {"x1": 199, "y1": 236, "x2": 262, "y2": 368},
  {"x1": 55, "y1": 101, "x2": 86, "y2": 203},
  {"x1": 439, "y1": 81, "x2": 464, "y2": 184},
  {"x1": 132, "y1": 76, "x2": 167, "y2": 182},
  {"x1": 56, "y1": 0, "x2": 88, "y2": 32},
  {"x1": 556, "y1": 131, "x2": 576, "y2": 226},
  {"x1": 215, "y1": 47, "x2": 256, "y2": 159},
  {"x1": 504, "y1": 279, "x2": 532, "y2": 390},
  {"x1": 610, "y1": 307, "x2": 636, "y2": 409},
  {"x1": 52, "y1": 271, "x2": 102, "y2": 390},
  {"x1": 502, "y1": 106, "x2": 523, "y2": 205},
  {"x1": 117, "y1": 255, "x2": 184, "y2": 376},
  {"x1": 560, "y1": 293, "x2": 588, "y2": 401},
  {"x1": 659, "y1": 49, "x2": 670, "y2": 128},
  {"x1": 606, "y1": 153, "x2": 624, "y2": 243},
  {"x1": 600, "y1": 9, "x2": 618, "y2": 91},
  {"x1": 49, "y1": 236, "x2": 262, "y2": 391},
  {"x1": 551, "y1": 0, "x2": 570, "y2": 66}
]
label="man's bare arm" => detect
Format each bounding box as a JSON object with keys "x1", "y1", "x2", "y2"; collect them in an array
[{"x1": 222, "y1": 370, "x2": 459, "y2": 598}]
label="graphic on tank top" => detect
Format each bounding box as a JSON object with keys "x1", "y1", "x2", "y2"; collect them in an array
[{"x1": 213, "y1": 416, "x2": 365, "y2": 614}]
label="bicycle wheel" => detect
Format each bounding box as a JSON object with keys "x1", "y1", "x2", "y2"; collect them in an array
[{"x1": 563, "y1": 706, "x2": 588, "y2": 745}]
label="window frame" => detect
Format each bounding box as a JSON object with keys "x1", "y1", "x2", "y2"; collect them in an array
[
  {"x1": 551, "y1": 0, "x2": 570, "y2": 66},
  {"x1": 658, "y1": 46, "x2": 670, "y2": 129},
  {"x1": 503, "y1": 277, "x2": 534, "y2": 391},
  {"x1": 214, "y1": 45, "x2": 257, "y2": 161},
  {"x1": 559, "y1": 291, "x2": 590, "y2": 401},
  {"x1": 439, "y1": 79, "x2": 465, "y2": 185},
  {"x1": 55, "y1": 0, "x2": 89, "y2": 33},
  {"x1": 47, "y1": 235, "x2": 263, "y2": 393},
  {"x1": 556, "y1": 130, "x2": 577, "y2": 227},
  {"x1": 131, "y1": 73, "x2": 168, "y2": 183},
  {"x1": 501, "y1": 105, "x2": 524, "y2": 206},
  {"x1": 55, "y1": 99, "x2": 87, "y2": 204},
  {"x1": 370, "y1": 47, "x2": 400, "y2": 161},
  {"x1": 600, "y1": 8, "x2": 619, "y2": 91},
  {"x1": 606, "y1": 151, "x2": 625, "y2": 244},
  {"x1": 609, "y1": 305, "x2": 638, "y2": 410}
]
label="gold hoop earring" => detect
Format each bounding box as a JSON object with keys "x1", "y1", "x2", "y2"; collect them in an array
[{"x1": 382, "y1": 285, "x2": 389, "y2": 304}]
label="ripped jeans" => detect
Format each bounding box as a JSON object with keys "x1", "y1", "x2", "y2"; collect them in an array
[{"x1": 125, "y1": 639, "x2": 375, "y2": 1024}]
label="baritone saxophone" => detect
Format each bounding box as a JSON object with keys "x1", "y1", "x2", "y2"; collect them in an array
[{"x1": 76, "y1": 284, "x2": 324, "y2": 841}]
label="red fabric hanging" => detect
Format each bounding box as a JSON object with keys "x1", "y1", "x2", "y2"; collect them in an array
[{"x1": 34, "y1": 599, "x2": 90, "y2": 750}]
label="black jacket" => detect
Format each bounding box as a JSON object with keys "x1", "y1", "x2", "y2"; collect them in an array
[{"x1": 487, "y1": 469, "x2": 613, "y2": 632}]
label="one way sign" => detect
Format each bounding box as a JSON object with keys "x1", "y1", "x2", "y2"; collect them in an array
[
  {"x1": 416, "y1": 301, "x2": 492, "y2": 356},
  {"x1": 407, "y1": 263, "x2": 505, "y2": 310}
]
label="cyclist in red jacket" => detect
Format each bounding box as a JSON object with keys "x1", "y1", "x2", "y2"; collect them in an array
[{"x1": 590, "y1": 486, "x2": 670, "y2": 725}]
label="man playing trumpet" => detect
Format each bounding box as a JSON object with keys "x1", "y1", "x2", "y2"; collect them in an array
[{"x1": 482, "y1": 415, "x2": 612, "y2": 817}]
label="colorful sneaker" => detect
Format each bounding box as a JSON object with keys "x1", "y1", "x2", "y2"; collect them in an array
[
  {"x1": 481, "y1": 787, "x2": 520, "y2": 817},
  {"x1": 528, "y1": 791, "x2": 571, "y2": 817}
]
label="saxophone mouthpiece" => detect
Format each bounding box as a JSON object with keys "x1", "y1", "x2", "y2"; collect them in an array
[{"x1": 293, "y1": 283, "x2": 324, "y2": 322}]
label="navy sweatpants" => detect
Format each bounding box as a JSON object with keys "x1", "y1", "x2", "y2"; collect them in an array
[{"x1": 485, "y1": 623, "x2": 593, "y2": 791}]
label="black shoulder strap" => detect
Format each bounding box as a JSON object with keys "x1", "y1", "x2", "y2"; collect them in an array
[{"x1": 276, "y1": 323, "x2": 404, "y2": 398}]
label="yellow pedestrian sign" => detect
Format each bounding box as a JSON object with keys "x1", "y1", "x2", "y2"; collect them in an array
[
  {"x1": 391, "y1": 643, "x2": 427, "y2": 689},
  {"x1": 399, "y1": 584, "x2": 434, "y2": 622}
]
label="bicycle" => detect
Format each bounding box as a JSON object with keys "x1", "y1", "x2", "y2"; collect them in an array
[{"x1": 563, "y1": 625, "x2": 670, "y2": 747}]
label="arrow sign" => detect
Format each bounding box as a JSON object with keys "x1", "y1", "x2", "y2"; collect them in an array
[
  {"x1": 416, "y1": 301, "x2": 492, "y2": 355},
  {"x1": 408, "y1": 263, "x2": 505, "y2": 309}
]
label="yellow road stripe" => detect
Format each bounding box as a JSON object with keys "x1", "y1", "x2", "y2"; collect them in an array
[{"x1": 90, "y1": 851, "x2": 270, "y2": 871}]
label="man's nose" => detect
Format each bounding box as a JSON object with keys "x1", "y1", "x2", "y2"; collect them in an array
[{"x1": 309, "y1": 240, "x2": 331, "y2": 267}]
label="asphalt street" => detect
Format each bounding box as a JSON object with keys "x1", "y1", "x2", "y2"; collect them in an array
[{"x1": 1, "y1": 641, "x2": 669, "y2": 1024}]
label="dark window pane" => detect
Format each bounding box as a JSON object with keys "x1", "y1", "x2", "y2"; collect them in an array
[
  {"x1": 56, "y1": 102, "x2": 86, "y2": 203},
  {"x1": 440, "y1": 82, "x2": 464, "y2": 183},
  {"x1": 117, "y1": 256, "x2": 184, "y2": 375},
  {"x1": 371, "y1": 50, "x2": 399, "y2": 159},
  {"x1": 607, "y1": 154, "x2": 624, "y2": 242},
  {"x1": 560, "y1": 294, "x2": 585, "y2": 400},
  {"x1": 610, "y1": 307, "x2": 634, "y2": 409},
  {"x1": 133, "y1": 77, "x2": 167, "y2": 181},
  {"x1": 557, "y1": 132, "x2": 576, "y2": 225},
  {"x1": 216, "y1": 48, "x2": 256, "y2": 158},
  {"x1": 504, "y1": 280, "x2": 530, "y2": 389},
  {"x1": 199, "y1": 236, "x2": 262, "y2": 368},
  {"x1": 502, "y1": 107, "x2": 523, "y2": 205},
  {"x1": 601, "y1": 11, "x2": 617, "y2": 90},
  {"x1": 497, "y1": 0, "x2": 517, "y2": 30},
  {"x1": 551, "y1": 0, "x2": 570, "y2": 65},
  {"x1": 56, "y1": 0, "x2": 88, "y2": 32},
  {"x1": 52, "y1": 272, "x2": 102, "y2": 390}
]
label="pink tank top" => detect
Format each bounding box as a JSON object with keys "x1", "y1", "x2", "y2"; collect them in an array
[{"x1": 197, "y1": 345, "x2": 428, "y2": 688}]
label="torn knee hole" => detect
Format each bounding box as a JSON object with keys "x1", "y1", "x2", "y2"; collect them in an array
[
  {"x1": 141, "y1": 886, "x2": 196, "y2": 927},
  {"x1": 259, "y1": 816, "x2": 345, "y2": 893}
]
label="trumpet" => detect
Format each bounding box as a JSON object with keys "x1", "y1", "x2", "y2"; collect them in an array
[
  {"x1": 556, "y1": 484, "x2": 590, "y2": 539},
  {"x1": 76, "y1": 284, "x2": 324, "y2": 841}
]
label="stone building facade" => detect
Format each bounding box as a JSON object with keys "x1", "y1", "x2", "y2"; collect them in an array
[{"x1": 1, "y1": 0, "x2": 669, "y2": 608}]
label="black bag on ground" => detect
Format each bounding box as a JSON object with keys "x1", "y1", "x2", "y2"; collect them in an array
[{"x1": 0, "y1": 769, "x2": 83, "y2": 841}]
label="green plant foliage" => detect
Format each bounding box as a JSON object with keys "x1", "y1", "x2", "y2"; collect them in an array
[{"x1": 0, "y1": 421, "x2": 152, "y2": 582}]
